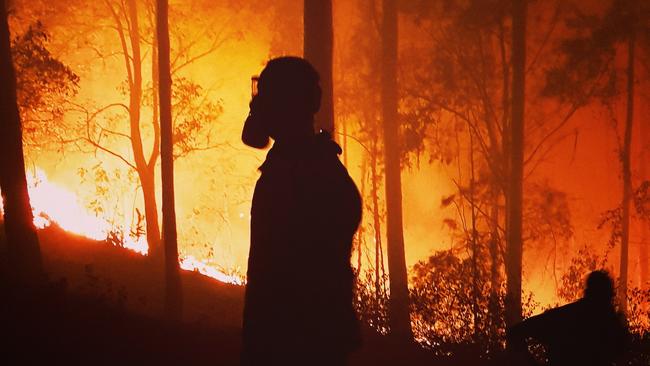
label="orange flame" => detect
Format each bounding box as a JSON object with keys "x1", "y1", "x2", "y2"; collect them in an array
[{"x1": 24, "y1": 169, "x2": 243, "y2": 285}]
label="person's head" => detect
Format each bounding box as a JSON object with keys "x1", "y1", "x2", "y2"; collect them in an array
[
  {"x1": 242, "y1": 57, "x2": 321, "y2": 147},
  {"x1": 584, "y1": 270, "x2": 615, "y2": 304}
]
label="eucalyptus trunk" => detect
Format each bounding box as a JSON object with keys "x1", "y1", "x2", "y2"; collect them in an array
[
  {"x1": 505, "y1": 0, "x2": 526, "y2": 330},
  {"x1": 619, "y1": 32, "x2": 635, "y2": 313},
  {"x1": 303, "y1": 0, "x2": 334, "y2": 133},
  {"x1": 0, "y1": 0, "x2": 42, "y2": 283},
  {"x1": 640, "y1": 112, "x2": 649, "y2": 288},
  {"x1": 381, "y1": 0, "x2": 412, "y2": 341},
  {"x1": 157, "y1": 0, "x2": 182, "y2": 322}
]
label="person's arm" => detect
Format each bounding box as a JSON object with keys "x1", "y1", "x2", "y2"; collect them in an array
[{"x1": 507, "y1": 311, "x2": 554, "y2": 365}]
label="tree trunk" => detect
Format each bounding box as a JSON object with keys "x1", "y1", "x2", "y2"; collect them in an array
[
  {"x1": 370, "y1": 148, "x2": 383, "y2": 297},
  {"x1": 156, "y1": 0, "x2": 182, "y2": 323},
  {"x1": 381, "y1": 0, "x2": 412, "y2": 341},
  {"x1": 139, "y1": 168, "x2": 161, "y2": 256},
  {"x1": 619, "y1": 32, "x2": 635, "y2": 313},
  {"x1": 469, "y1": 132, "x2": 480, "y2": 339},
  {"x1": 505, "y1": 0, "x2": 526, "y2": 330},
  {"x1": 0, "y1": 0, "x2": 42, "y2": 283},
  {"x1": 488, "y1": 187, "x2": 501, "y2": 349},
  {"x1": 124, "y1": 0, "x2": 161, "y2": 257},
  {"x1": 640, "y1": 110, "x2": 649, "y2": 288},
  {"x1": 303, "y1": 0, "x2": 334, "y2": 133},
  {"x1": 156, "y1": 0, "x2": 183, "y2": 322}
]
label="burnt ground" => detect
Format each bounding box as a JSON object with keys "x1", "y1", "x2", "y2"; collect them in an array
[
  {"x1": 0, "y1": 225, "x2": 446, "y2": 366},
  {"x1": 3, "y1": 225, "x2": 648, "y2": 365}
]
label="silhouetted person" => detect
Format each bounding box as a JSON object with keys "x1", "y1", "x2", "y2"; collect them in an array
[
  {"x1": 507, "y1": 270, "x2": 629, "y2": 366},
  {"x1": 241, "y1": 57, "x2": 362, "y2": 366}
]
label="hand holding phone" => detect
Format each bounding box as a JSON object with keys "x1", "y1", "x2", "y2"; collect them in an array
[{"x1": 242, "y1": 75, "x2": 270, "y2": 148}]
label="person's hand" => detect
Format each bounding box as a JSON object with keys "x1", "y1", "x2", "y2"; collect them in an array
[{"x1": 242, "y1": 96, "x2": 270, "y2": 149}]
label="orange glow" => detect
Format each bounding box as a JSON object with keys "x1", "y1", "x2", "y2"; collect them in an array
[
  {"x1": 28, "y1": 169, "x2": 148, "y2": 254},
  {"x1": 5, "y1": 1, "x2": 648, "y2": 344},
  {"x1": 26, "y1": 169, "x2": 243, "y2": 285}
]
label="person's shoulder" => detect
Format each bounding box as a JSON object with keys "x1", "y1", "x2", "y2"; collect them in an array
[
  {"x1": 311, "y1": 132, "x2": 347, "y2": 172},
  {"x1": 544, "y1": 299, "x2": 584, "y2": 318},
  {"x1": 313, "y1": 130, "x2": 343, "y2": 157}
]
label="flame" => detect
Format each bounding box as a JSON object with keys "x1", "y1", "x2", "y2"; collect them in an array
[
  {"x1": 179, "y1": 255, "x2": 244, "y2": 285},
  {"x1": 24, "y1": 169, "x2": 243, "y2": 285}
]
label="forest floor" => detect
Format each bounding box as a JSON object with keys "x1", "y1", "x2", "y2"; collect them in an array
[{"x1": 0, "y1": 224, "x2": 451, "y2": 366}]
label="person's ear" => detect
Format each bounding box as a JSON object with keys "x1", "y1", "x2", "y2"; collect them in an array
[{"x1": 312, "y1": 85, "x2": 321, "y2": 114}]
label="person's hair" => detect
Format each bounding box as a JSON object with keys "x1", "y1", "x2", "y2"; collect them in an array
[
  {"x1": 584, "y1": 270, "x2": 615, "y2": 302},
  {"x1": 258, "y1": 57, "x2": 321, "y2": 120}
]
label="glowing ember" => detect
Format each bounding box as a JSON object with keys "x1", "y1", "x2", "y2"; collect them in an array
[{"x1": 24, "y1": 169, "x2": 242, "y2": 284}]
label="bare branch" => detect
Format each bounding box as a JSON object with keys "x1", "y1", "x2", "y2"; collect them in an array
[{"x1": 84, "y1": 137, "x2": 137, "y2": 170}]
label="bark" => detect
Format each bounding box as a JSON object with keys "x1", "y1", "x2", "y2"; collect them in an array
[
  {"x1": 303, "y1": 0, "x2": 334, "y2": 133},
  {"x1": 370, "y1": 149, "x2": 383, "y2": 296},
  {"x1": 619, "y1": 32, "x2": 635, "y2": 313},
  {"x1": 488, "y1": 187, "x2": 501, "y2": 348},
  {"x1": 123, "y1": 0, "x2": 162, "y2": 257},
  {"x1": 140, "y1": 168, "x2": 161, "y2": 257},
  {"x1": 641, "y1": 111, "x2": 649, "y2": 288},
  {"x1": 469, "y1": 133, "x2": 480, "y2": 338},
  {"x1": 505, "y1": 0, "x2": 526, "y2": 330},
  {"x1": 381, "y1": 0, "x2": 412, "y2": 341},
  {"x1": 157, "y1": 0, "x2": 182, "y2": 323},
  {"x1": 0, "y1": 0, "x2": 42, "y2": 283}
]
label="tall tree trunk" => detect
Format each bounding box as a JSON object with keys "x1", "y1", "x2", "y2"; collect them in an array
[
  {"x1": 640, "y1": 110, "x2": 649, "y2": 288},
  {"x1": 370, "y1": 148, "x2": 383, "y2": 297},
  {"x1": 303, "y1": 0, "x2": 334, "y2": 133},
  {"x1": 0, "y1": 0, "x2": 42, "y2": 283},
  {"x1": 357, "y1": 155, "x2": 367, "y2": 273},
  {"x1": 157, "y1": 0, "x2": 182, "y2": 323},
  {"x1": 506, "y1": 0, "x2": 526, "y2": 330},
  {"x1": 488, "y1": 187, "x2": 500, "y2": 349},
  {"x1": 124, "y1": 0, "x2": 161, "y2": 257},
  {"x1": 469, "y1": 132, "x2": 480, "y2": 339},
  {"x1": 619, "y1": 32, "x2": 635, "y2": 313},
  {"x1": 140, "y1": 168, "x2": 161, "y2": 256},
  {"x1": 381, "y1": 0, "x2": 412, "y2": 341}
]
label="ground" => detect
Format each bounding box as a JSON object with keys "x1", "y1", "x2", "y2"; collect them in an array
[{"x1": 0, "y1": 225, "x2": 444, "y2": 366}]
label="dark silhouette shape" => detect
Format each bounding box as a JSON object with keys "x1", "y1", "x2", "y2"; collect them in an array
[
  {"x1": 156, "y1": 0, "x2": 182, "y2": 323},
  {"x1": 241, "y1": 57, "x2": 362, "y2": 366},
  {"x1": 507, "y1": 270, "x2": 629, "y2": 366},
  {"x1": 0, "y1": 0, "x2": 43, "y2": 283}
]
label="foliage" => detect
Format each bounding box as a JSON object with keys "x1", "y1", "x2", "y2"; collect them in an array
[
  {"x1": 141, "y1": 76, "x2": 224, "y2": 160},
  {"x1": 77, "y1": 162, "x2": 144, "y2": 245},
  {"x1": 599, "y1": 181, "x2": 650, "y2": 250},
  {"x1": 523, "y1": 182, "x2": 574, "y2": 248},
  {"x1": 12, "y1": 21, "x2": 79, "y2": 147},
  {"x1": 410, "y1": 249, "x2": 494, "y2": 351},
  {"x1": 544, "y1": 0, "x2": 650, "y2": 107},
  {"x1": 627, "y1": 287, "x2": 650, "y2": 336},
  {"x1": 542, "y1": 10, "x2": 618, "y2": 106},
  {"x1": 409, "y1": 248, "x2": 539, "y2": 358},
  {"x1": 353, "y1": 269, "x2": 390, "y2": 335},
  {"x1": 634, "y1": 180, "x2": 650, "y2": 221},
  {"x1": 558, "y1": 245, "x2": 607, "y2": 303}
]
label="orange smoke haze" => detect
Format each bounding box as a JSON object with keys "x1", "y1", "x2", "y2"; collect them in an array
[{"x1": 7, "y1": 0, "x2": 649, "y2": 312}]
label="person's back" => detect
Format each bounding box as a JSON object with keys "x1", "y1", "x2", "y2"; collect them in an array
[
  {"x1": 507, "y1": 271, "x2": 628, "y2": 366},
  {"x1": 241, "y1": 57, "x2": 361, "y2": 366}
]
